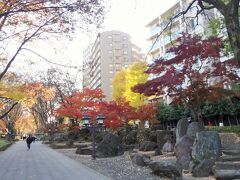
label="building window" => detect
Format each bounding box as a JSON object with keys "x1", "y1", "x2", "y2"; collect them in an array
[
  {"x1": 108, "y1": 35, "x2": 112, "y2": 39},
  {"x1": 123, "y1": 36, "x2": 127, "y2": 40},
  {"x1": 109, "y1": 43, "x2": 113, "y2": 46},
  {"x1": 123, "y1": 50, "x2": 128, "y2": 54},
  {"x1": 109, "y1": 50, "x2": 112, "y2": 54},
  {"x1": 190, "y1": 19, "x2": 195, "y2": 30}
]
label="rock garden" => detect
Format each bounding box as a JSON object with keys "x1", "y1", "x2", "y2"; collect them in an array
[{"x1": 45, "y1": 119, "x2": 240, "y2": 180}]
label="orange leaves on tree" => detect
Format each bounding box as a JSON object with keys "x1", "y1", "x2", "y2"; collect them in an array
[
  {"x1": 56, "y1": 88, "x2": 106, "y2": 120},
  {"x1": 0, "y1": 120, "x2": 6, "y2": 133},
  {"x1": 14, "y1": 112, "x2": 37, "y2": 134},
  {"x1": 104, "y1": 99, "x2": 137, "y2": 129},
  {"x1": 135, "y1": 103, "x2": 157, "y2": 122},
  {"x1": 21, "y1": 83, "x2": 55, "y2": 107}
]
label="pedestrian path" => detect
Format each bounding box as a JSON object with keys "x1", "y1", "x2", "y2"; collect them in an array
[{"x1": 0, "y1": 141, "x2": 111, "y2": 180}]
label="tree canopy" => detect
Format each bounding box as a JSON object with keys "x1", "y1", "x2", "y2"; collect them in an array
[
  {"x1": 112, "y1": 61, "x2": 148, "y2": 108},
  {"x1": 134, "y1": 34, "x2": 239, "y2": 121},
  {"x1": 0, "y1": 0, "x2": 107, "y2": 80}
]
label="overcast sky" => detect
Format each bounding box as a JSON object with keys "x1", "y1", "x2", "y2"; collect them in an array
[
  {"x1": 12, "y1": 0, "x2": 177, "y2": 76},
  {"x1": 65, "y1": 0, "x2": 177, "y2": 64},
  {"x1": 103, "y1": 0, "x2": 177, "y2": 49}
]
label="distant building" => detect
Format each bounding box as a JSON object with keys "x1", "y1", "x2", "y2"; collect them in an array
[{"x1": 83, "y1": 30, "x2": 143, "y2": 101}]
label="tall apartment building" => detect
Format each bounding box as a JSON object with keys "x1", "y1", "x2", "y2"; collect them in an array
[
  {"x1": 83, "y1": 30, "x2": 143, "y2": 101},
  {"x1": 146, "y1": 0, "x2": 214, "y2": 63}
]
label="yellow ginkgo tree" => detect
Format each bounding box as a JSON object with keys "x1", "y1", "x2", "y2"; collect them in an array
[
  {"x1": 112, "y1": 61, "x2": 148, "y2": 108},
  {"x1": 112, "y1": 69, "x2": 127, "y2": 100}
]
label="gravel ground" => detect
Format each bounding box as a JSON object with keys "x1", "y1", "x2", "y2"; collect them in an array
[{"x1": 55, "y1": 148, "x2": 168, "y2": 180}]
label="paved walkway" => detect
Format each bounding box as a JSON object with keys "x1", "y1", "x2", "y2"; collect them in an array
[{"x1": 0, "y1": 141, "x2": 111, "y2": 180}]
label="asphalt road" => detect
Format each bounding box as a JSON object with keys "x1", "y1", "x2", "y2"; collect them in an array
[{"x1": 0, "y1": 141, "x2": 111, "y2": 180}]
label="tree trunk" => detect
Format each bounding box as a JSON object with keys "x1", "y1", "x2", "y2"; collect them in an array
[
  {"x1": 224, "y1": 13, "x2": 240, "y2": 67},
  {"x1": 228, "y1": 116, "x2": 232, "y2": 126}
]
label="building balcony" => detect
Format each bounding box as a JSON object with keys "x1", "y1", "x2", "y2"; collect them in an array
[
  {"x1": 147, "y1": 40, "x2": 161, "y2": 53},
  {"x1": 147, "y1": 26, "x2": 161, "y2": 40},
  {"x1": 164, "y1": 30, "x2": 181, "y2": 45}
]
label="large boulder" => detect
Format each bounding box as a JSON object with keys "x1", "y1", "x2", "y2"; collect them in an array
[
  {"x1": 139, "y1": 141, "x2": 157, "y2": 151},
  {"x1": 192, "y1": 131, "x2": 222, "y2": 161},
  {"x1": 154, "y1": 147, "x2": 163, "y2": 156},
  {"x1": 122, "y1": 144, "x2": 136, "y2": 151},
  {"x1": 95, "y1": 131, "x2": 108, "y2": 143},
  {"x1": 162, "y1": 140, "x2": 173, "y2": 154},
  {"x1": 131, "y1": 154, "x2": 151, "y2": 166},
  {"x1": 122, "y1": 130, "x2": 137, "y2": 145},
  {"x1": 192, "y1": 159, "x2": 215, "y2": 177},
  {"x1": 96, "y1": 133, "x2": 124, "y2": 158},
  {"x1": 176, "y1": 119, "x2": 189, "y2": 142},
  {"x1": 65, "y1": 139, "x2": 74, "y2": 147},
  {"x1": 174, "y1": 135, "x2": 194, "y2": 169},
  {"x1": 156, "y1": 130, "x2": 173, "y2": 150},
  {"x1": 186, "y1": 122, "x2": 205, "y2": 139},
  {"x1": 148, "y1": 160, "x2": 182, "y2": 178},
  {"x1": 76, "y1": 147, "x2": 92, "y2": 155},
  {"x1": 78, "y1": 128, "x2": 91, "y2": 141}
]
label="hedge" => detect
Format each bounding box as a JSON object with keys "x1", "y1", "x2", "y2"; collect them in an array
[{"x1": 206, "y1": 125, "x2": 240, "y2": 136}]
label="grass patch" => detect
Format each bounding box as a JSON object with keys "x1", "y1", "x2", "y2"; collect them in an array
[
  {"x1": 0, "y1": 138, "x2": 11, "y2": 151},
  {"x1": 206, "y1": 125, "x2": 240, "y2": 136}
]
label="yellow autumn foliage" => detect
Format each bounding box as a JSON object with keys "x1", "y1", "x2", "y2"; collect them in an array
[
  {"x1": 0, "y1": 82, "x2": 25, "y2": 101},
  {"x1": 112, "y1": 61, "x2": 148, "y2": 108},
  {"x1": 0, "y1": 82, "x2": 55, "y2": 108},
  {"x1": 112, "y1": 69, "x2": 127, "y2": 100}
]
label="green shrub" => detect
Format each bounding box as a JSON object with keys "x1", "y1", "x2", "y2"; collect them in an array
[{"x1": 206, "y1": 125, "x2": 240, "y2": 136}]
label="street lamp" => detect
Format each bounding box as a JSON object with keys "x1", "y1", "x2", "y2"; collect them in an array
[
  {"x1": 82, "y1": 115, "x2": 91, "y2": 127},
  {"x1": 82, "y1": 114, "x2": 106, "y2": 160}
]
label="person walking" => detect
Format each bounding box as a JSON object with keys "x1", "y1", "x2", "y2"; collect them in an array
[{"x1": 26, "y1": 135, "x2": 33, "y2": 150}]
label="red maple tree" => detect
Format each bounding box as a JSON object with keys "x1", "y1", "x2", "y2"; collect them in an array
[
  {"x1": 133, "y1": 34, "x2": 239, "y2": 121},
  {"x1": 135, "y1": 103, "x2": 157, "y2": 122},
  {"x1": 104, "y1": 99, "x2": 137, "y2": 129},
  {"x1": 55, "y1": 88, "x2": 106, "y2": 122}
]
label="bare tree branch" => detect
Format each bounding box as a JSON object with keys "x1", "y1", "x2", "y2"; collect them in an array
[{"x1": 0, "y1": 102, "x2": 18, "y2": 119}]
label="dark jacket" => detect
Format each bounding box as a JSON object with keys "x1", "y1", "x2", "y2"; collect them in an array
[{"x1": 26, "y1": 137, "x2": 33, "y2": 144}]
